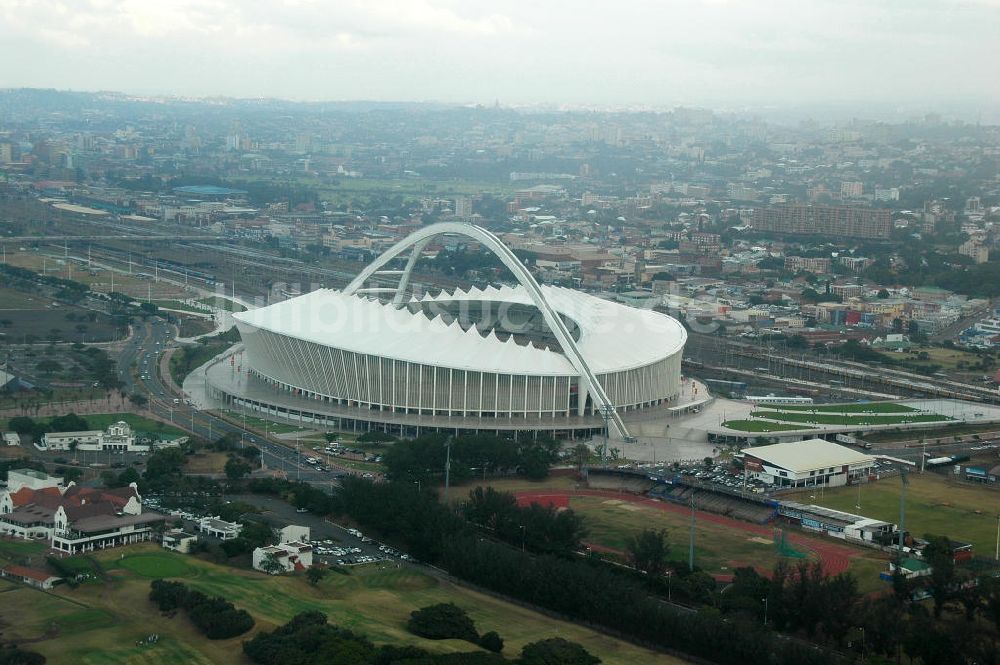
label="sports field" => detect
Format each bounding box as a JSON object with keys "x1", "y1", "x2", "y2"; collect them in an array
[
  {"x1": 772, "y1": 402, "x2": 917, "y2": 414},
  {"x1": 0, "y1": 545, "x2": 681, "y2": 664},
  {"x1": 512, "y1": 489, "x2": 889, "y2": 592},
  {"x1": 792, "y1": 472, "x2": 1000, "y2": 556}
]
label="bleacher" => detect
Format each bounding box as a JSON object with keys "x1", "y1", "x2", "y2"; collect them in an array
[
  {"x1": 585, "y1": 468, "x2": 655, "y2": 493},
  {"x1": 649, "y1": 483, "x2": 778, "y2": 524}
]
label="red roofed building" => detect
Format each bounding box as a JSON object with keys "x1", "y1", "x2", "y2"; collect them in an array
[
  {"x1": 0, "y1": 480, "x2": 165, "y2": 554},
  {"x1": 0, "y1": 565, "x2": 62, "y2": 590}
]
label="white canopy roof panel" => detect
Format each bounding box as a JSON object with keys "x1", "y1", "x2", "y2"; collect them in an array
[{"x1": 234, "y1": 285, "x2": 685, "y2": 376}]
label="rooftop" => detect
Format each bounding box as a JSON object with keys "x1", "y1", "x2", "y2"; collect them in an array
[{"x1": 743, "y1": 438, "x2": 875, "y2": 474}]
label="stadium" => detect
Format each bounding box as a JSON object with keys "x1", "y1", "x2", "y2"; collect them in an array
[{"x1": 205, "y1": 223, "x2": 687, "y2": 440}]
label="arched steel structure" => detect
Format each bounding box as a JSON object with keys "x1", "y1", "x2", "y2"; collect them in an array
[{"x1": 344, "y1": 222, "x2": 631, "y2": 439}]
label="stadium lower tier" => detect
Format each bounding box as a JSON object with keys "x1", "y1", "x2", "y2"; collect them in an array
[{"x1": 204, "y1": 349, "x2": 674, "y2": 438}]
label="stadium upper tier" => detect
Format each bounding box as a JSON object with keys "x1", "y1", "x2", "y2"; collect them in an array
[{"x1": 233, "y1": 284, "x2": 685, "y2": 418}]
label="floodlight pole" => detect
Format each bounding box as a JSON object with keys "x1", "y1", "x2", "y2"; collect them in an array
[
  {"x1": 689, "y1": 490, "x2": 696, "y2": 571},
  {"x1": 444, "y1": 439, "x2": 452, "y2": 503},
  {"x1": 898, "y1": 468, "x2": 908, "y2": 553}
]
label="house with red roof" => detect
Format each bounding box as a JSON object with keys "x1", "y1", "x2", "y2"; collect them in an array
[{"x1": 0, "y1": 477, "x2": 166, "y2": 554}]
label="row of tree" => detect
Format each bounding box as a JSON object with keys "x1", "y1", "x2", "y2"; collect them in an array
[
  {"x1": 462, "y1": 487, "x2": 586, "y2": 557},
  {"x1": 381, "y1": 433, "x2": 560, "y2": 483},
  {"x1": 335, "y1": 478, "x2": 833, "y2": 665},
  {"x1": 244, "y1": 610, "x2": 599, "y2": 665},
  {"x1": 149, "y1": 580, "x2": 254, "y2": 640}
]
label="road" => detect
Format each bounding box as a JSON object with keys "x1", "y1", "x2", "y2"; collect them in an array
[{"x1": 120, "y1": 317, "x2": 336, "y2": 486}]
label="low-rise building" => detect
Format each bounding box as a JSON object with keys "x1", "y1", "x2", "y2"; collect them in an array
[
  {"x1": 0, "y1": 565, "x2": 62, "y2": 590},
  {"x1": 40, "y1": 421, "x2": 149, "y2": 453},
  {"x1": 252, "y1": 541, "x2": 313, "y2": 574},
  {"x1": 279, "y1": 524, "x2": 310, "y2": 544},
  {"x1": 6, "y1": 468, "x2": 63, "y2": 493},
  {"x1": 0, "y1": 482, "x2": 166, "y2": 554},
  {"x1": 2, "y1": 432, "x2": 20, "y2": 446},
  {"x1": 742, "y1": 439, "x2": 875, "y2": 488},
  {"x1": 198, "y1": 517, "x2": 242, "y2": 540},
  {"x1": 162, "y1": 529, "x2": 199, "y2": 553}
]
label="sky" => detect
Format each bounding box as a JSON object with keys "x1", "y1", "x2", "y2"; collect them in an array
[{"x1": 1, "y1": 0, "x2": 998, "y2": 111}]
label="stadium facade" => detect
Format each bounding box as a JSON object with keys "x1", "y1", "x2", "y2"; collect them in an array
[{"x1": 208, "y1": 223, "x2": 686, "y2": 440}]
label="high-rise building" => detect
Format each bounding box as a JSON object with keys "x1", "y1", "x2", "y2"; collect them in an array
[
  {"x1": 453, "y1": 196, "x2": 472, "y2": 220},
  {"x1": 751, "y1": 204, "x2": 891, "y2": 240}
]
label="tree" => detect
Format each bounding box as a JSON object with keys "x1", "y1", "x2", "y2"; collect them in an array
[
  {"x1": 258, "y1": 553, "x2": 285, "y2": 575},
  {"x1": 225, "y1": 456, "x2": 252, "y2": 481},
  {"x1": 407, "y1": 603, "x2": 479, "y2": 643},
  {"x1": 130, "y1": 392, "x2": 148, "y2": 408},
  {"x1": 923, "y1": 535, "x2": 956, "y2": 618},
  {"x1": 305, "y1": 566, "x2": 327, "y2": 587},
  {"x1": 519, "y1": 638, "x2": 600, "y2": 665},
  {"x1": 479, "y1": 631, "x2": 504, "y2": 653},
  {"x1": 624, "y1": 529, "x2": 669, "y2": 577},
  {"x1": 877, "y1": 288, "x2": 890, "y2": 299}
]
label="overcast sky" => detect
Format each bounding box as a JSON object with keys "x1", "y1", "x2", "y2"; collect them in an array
[{"x1": 1, "y1": 0, "x2": 998, "y2": 110}]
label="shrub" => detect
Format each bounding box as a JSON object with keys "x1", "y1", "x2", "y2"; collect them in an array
[{"x1": 407, "y1": 603, "x2": 479, "y2": 643}]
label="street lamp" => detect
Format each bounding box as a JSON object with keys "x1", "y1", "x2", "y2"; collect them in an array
[
  {"x1": 519, "y1": 525, "x2": 526, "y2": 553},
  {"x1": 762, "y1": 597, "x2": 768, "y2": 626}
]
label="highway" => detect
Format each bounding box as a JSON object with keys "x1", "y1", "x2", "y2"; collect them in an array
[{"x1": 120, "y1": 317, "x2": 338, "y2": 487}]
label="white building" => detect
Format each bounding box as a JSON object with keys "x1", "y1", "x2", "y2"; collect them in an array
[
  {"x1": 162, "y1": 529, "x2": 199, "y2": 554},
  {"x1": 0, "y1": 482, "x2": 165, "y2": 553},
  {"x1": 252, "y1": 541, "x2": 313, "y2": 574},
  {"x1": 198, "y1": 517, "x2": 242, "y2": 540},
  {"x1": 279, "y1": 524, "x2": 310, "y2": 544},
  {"x1": 6, "y1": 469, "x2": 63, "y2": 493},
  {"x1": 742, "y1": 439, "x2": 875, "y2": 488},
  {"x1": 40, "y1": 421, "x2": 150, "y2": 453},
  {"x1": 2, "y1": 432, "x2": 20, "y2": 446}
]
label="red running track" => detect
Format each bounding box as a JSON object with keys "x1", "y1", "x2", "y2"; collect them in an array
[{"x1": 514, "y1": 489, "x2": 857, "y2": 577}]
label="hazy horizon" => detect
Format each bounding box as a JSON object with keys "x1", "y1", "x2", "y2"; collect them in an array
[{"x1": 1, "y1": 0, "x2": 998, "y2": 116}]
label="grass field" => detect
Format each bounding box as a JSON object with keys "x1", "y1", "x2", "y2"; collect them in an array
[
  {"x1": 0, "y1": 545, "x2": 681, "y2": 664},
  {"x1": 750, "y1": 410, "x2": 950, "y2": 427},
  {"x1": 184, "y1": 451, "x2": 229, "y2": 474},
  {"x1": 791, "y1": 473, "x2": 1000, "y2": 556},
  {"x1": 773, "y1": 402, "x2": 917, "y2": 414},
  {"x1": 568, "y1": 495, "x2": 796, "y2": 576},
  {"x1": 0, "y1": 412, "x2": 185, "y2": 439},
  {"x1": 197, "y1": 296, "x2": 246, "y2": 313},
  {"x1": 721, "y1": 419, "x2": 806, "y2": 432}
]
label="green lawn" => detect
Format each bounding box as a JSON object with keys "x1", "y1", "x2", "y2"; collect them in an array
[
  {"x1": 196, "y1": 296, "x2": 246, "y2": 313},
  {"x1": 1, "y1": 545, "x2": 681, "y2": 665},
  {"x1": 0, "y1": 412, "x2": 185, "y2": 439},
  {"x1": 789, "y1": 473, "x2": 999, "y2": 556},
  {"x1": 771, "y1": 402, "x2": 917, "y2": 414},
  {"x1": 568, "y1": 496, "x2": 804, "y2": 577},
  {"x1": 152, "y1": 300, "x2": 212, "y2": 315},
  {"x1": 751, "y1": 410, "x2": 951, "y2": 427},
  {"x1": 722, "y1": 420, "x2": 806, "y2": 432},
  {"x1": 118, "y1": 553, "x2": 196, "y2": 578}
]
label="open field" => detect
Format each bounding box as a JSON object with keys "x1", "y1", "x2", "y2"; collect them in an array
[
  {"x1": 721, "y1": 419, "x2": 806, "y2": 432},
  {"x1": 0, "y1": 545, "x2": 682, "y2": 664},
  {"x1": 790, "y1": 473, "x2": 1000, "y2": 555},
  {"x1": 184, "y1": 451, "x2": 229, "y2": 474},
  {"x1": 880, "y1": 347, "x2": 990, "y2": 372},
  {"x1": 197, "y1": 296, "x2": 246, "y2": 313},
  {"x1": 568, "y1": 494, "x2": 798, "y2": 575},
  {"x1": 514, "y1": 489, "x2": 890, "y2": 594},
  {"x1": 4, "y1": 252, "x2": 189, "y2": 302},
  {"x1": 0, "y1": 412, "x2": 186, "y2": 439},
  {"x1": 751, "y1": 410, "x2": 951, "y2": 427},
  {"x1": 773, "y1": 402, "x2": 917, "y2": 414},
  {"x1": 176, "y1": 314, "x2": 217, "y2": 338},
  {"x1": 0, "y1": 285, "x2": 120, "y2": 343}
]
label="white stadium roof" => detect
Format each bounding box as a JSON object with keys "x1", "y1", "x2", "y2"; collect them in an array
[
  {"x1": 743, "y1": 439, "x2": 875, "y2": 474},
  {"x1": 233, "y1": 284, "x2": 686, "y2": 376}
]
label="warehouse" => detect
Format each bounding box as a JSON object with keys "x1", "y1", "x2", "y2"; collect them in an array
[{"x1": 742, "y1": 439, "x2": 875, "y2": 488}]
